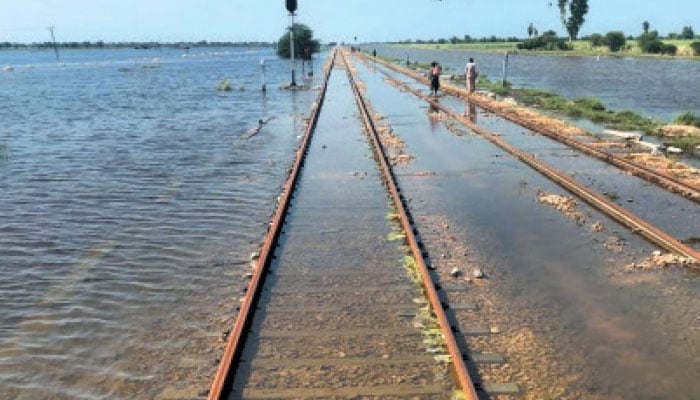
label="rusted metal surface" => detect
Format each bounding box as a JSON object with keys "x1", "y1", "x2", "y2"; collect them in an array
[
  {"x1": 358, "y1": 54, "x2": 699, "y2": 264},
  {"x1": 340, "y1": 49, "x2": 481, "y2": 400},
  {"x1": 207, "y1": 50, "x2": 337, "y2": 400},
  {"x1": 369, "y1": 54, "x2": 700, "y2": 204}
]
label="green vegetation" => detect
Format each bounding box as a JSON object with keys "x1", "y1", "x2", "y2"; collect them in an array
[
  {"x1": 669, "y1": 136, "x2": 700, "y2": 150},
  {"x1": 558, "y1": 0, "x2": 590, "y2": 41},
  {"x1": 473, "y1": 77, "x2": 700, "y2": 149},
  {"x1": 691, "y1": 42, "x2": 700, "y2": 56},
  {"x1": 675, "y1": 112, "x2": 700, "y2": 128},
  {"x1": 276, "y1": 23, "x2": 320, "y2": 60},
  {"x1": 475, "y1": 74, "x2": 512, "y2": 96},
  {"x1": 395, "y1": 36, "x2": 700, "y2": 58},
  {"x1": 477, "y1": 76, "x2": 662, "y2": 134},
  {"x1": 216, "y1": 79, "x2": 232, "y2": 91},
  {"x1": 518, "y1": 30, "x2": 571, "y2": 51}
]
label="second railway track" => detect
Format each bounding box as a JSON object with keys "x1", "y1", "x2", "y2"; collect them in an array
[{"x1": 208, "y1": 47, "x2": 697, "y2": 400}]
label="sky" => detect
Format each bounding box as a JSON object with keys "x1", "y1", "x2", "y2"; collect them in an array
[{"x1": 0, "y1": 0, "x2": 698, "y2": 44}]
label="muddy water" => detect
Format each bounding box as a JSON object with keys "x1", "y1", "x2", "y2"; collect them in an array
[
  {"x1": 353, "y1": 59, "x2": 700, "y2": 399},
  {"x1": 0, "y1": 48, "x2": 322, "y2": 399},
  {"x1": 374, "y1": 46, "x2": 700, "y2": 122}
]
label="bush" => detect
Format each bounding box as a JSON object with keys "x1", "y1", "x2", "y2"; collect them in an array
[
  {"x1": 675, "y1": 111, "x2": 700, "y2": 128},
  {"x1": 589, "y1": 33, "x2": 604, "y2": 47},
  {"x1": 639, "y1": 30, "x2": 662, "y2": 53},
  {"x1": 660, "y1": 43, "x2": 677, "y2": 55},
  {"x1": 604, "y1": 31, "x2": 626, "y2": 52},
  {"x1": 690, "y1": 42, "x2": 700, "y2": 56},
  {"x1": 574, "y1": 97, "x2": 606, "y2": 111},
  {"x1": 517, "y1": 31, "x2": 571, "y2": 51}
]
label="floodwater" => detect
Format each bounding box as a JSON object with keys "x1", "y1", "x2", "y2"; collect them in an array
[
  {"x1": 374, "y1": 46, "x2": 700, "y2": 122},
  {"x1": 0, "y1": 47, "x2": 321, "y2": 399},
  {"x1": 1, "y1": 45, "x2": 698, "y2": 400},
  {"x1": 353, "y1": 58, "x2": 700, "y2": 399}
]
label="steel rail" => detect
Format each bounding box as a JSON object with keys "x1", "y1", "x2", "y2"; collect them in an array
[
  {"x1": 340, "y1": 49, "x2": 481, "y2": 400},
  {"x1": 358, "y1": 55, "x2": 699, "y2": 264},
  {"x1": 367, "y1": 54, "x2": 700, "y2": 204},
  {"x1": 206, "y1": 49, "x2": 338, "y2": 400}
]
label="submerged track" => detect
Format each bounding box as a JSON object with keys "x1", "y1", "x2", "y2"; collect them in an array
[
  {"x1": 355, "y1": 53, "x2": 699, "y2": 265},
  {"x1": 368, "y1": 54, "x2": 700, "y2": 204},
  {"x1": 208, "y1": 49, "x2": 489, "y2": 400},
  {"x1": 208, "y1": 48, "x2": 697, "y2": 400}
]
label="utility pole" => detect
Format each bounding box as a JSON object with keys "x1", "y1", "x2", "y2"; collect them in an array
[
  {"x1": 48, "y1": 26, "x2": 60, "y2": 61},
  {"x1": 286, "y1": 0, "x2": 298, "y2": 87}
]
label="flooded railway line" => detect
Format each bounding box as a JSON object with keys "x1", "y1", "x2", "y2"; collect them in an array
[
  {"x1": 355, "y1": 52, "x2": 700, "y2": 265},
  {"x1": 207, "y1": 49, "x2": 698, "y2": 400},
  {"x1": 209, "y1": 50, "x2": 490, "y2": 399},
  {"x1": 365, "y1": 54, "x2": 700, "y2": 205}
]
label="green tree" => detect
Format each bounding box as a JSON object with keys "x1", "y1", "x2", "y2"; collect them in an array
[
  {"x1": 639, "y1": 29, "x2": 663, "y2": 54},
  {"x1": 691, "y1": 42, "x2": 700, "y2": 56},
  {"x1": 558, "y1": 0, "x2": 589, "y2": 41},
  {"x1": 277, "y1": 23, "x2": 320, "y2": 59},
  {"x1": 528, "y1": 23, "x2": 536, "y2": 38},
  {"x1": 642, "y1": 21, "x2": 650, "y2": 35},
  {"x1": 681, "y1": 26, "x2": 695, "y2": 39},
  {"x1": 604, "y1": 31, "x2": 626, "y2": 52},
  {"x1": 589, "y1": 33, "x2": 604, "y2": 46}
]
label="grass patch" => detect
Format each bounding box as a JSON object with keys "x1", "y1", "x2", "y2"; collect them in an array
[
  {"x1": 675, "y1": 111, "x2": 700, "y2": 128},
  {"x1": 216, "y1": 79, "x2": 232, "y2": 91},
  {"x1": 476, "y1": 74, "x2": 512, "y2": 96},
  {"x1": 504, "y1": 85, "x2": 663, "y2": 135},
  {"x1": 472, "y1": 75, "x2": 666, "y2": 136},
  {"x1": 667, "y1": 136, "x2": 700, "y2": 150}
]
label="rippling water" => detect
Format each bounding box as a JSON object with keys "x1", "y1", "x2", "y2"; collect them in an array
[
  {"x1": 0, "y1": 47, "x2": 321, "y2": 399},
  {"x1": 375, "y1": 46, "x2": 700, "y2": 122}
]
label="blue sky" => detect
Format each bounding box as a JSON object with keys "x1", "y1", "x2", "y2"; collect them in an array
[{"x1": 0, "y1": 0, "x2": 698, "y2": 43}]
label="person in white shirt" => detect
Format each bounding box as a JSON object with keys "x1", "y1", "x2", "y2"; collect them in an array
[{"x1": 465, "y1": 58, "x2": 478, "y2": 94}]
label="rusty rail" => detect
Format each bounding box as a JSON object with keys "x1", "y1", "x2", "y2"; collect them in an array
[
  {"x1": 368, "y1": 54, "x2": 700, "y2": 204},
  {"x1": 357, "y1": 54, "x2": 699, "y2": 264},
  {"x1": 206, "y1": 49, "x2": 338, "y2": 400},
  {"x1": 340, "y1": 49, "x2": 480, "y2": 400}
]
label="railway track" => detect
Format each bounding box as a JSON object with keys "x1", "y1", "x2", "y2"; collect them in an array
[
  {"x1": 367, "y1": 54, "x2": 700, "y2": 204},
  {"x1": 207, "y1": 47, "x2": 696, "y2": 400},
  {"x1": 354, "y1": 53, "x2": 699, "y2": 265},
  {"x1": 207, "y1": 49, "x2": 497, "y2": 399}
]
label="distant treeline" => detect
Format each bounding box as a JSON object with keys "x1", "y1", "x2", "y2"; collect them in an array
[
  {"x1": 0, "y1": 40, "x2": 275, "y2": 50},
  {"x1": 395, "y1": 35, "x2": 522, "y2": 45}
]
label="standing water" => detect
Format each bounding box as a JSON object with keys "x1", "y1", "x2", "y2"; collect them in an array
[
  {"x1": 375, "y1": 46, "x2": 700, "y2": 122},
  {"x1": 0, "y1": 47, "x2": 321, "y2": 399}
]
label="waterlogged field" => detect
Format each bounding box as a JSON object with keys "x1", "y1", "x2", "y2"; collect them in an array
[
  {"x1": 0, "y1": 47, "x2": 322, "y2": 399},
  {"x1": 377, "y1": 45, "x2": 700, "y2": 122}
]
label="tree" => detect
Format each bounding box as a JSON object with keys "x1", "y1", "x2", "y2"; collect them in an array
[
  {"x1": 589, "y1": 33, "x2": 604, "y2": 46},
  {"x1": 681, "y1": 26, "x2": 695, "y2": 39},
  {"x1": 642, "y1": 21, "x2": 650, "y2": 35},
  {"x1": 528, "y1": 23, "x2": 536, "y2": 38},
  {"x1": 604, "y1": 31, "x2": 626, "y2": 52},
  {"x1": 639, "y1": 29, "x2": 663, "y2": 54},
  {"x1": 277, "y1": 23, "x2": 320, "y2": 59},
  {"x1": 558, "y1": 0, "x2": 589, "y2": 41}
]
